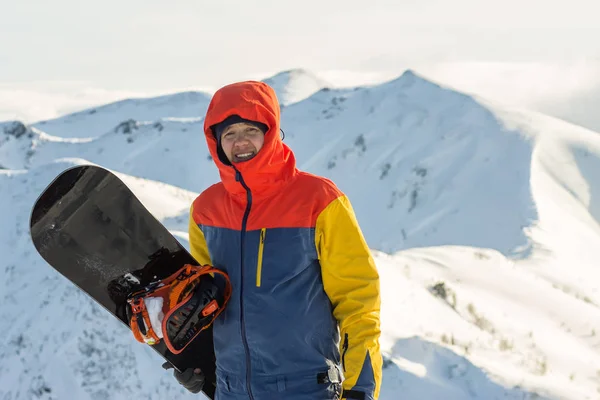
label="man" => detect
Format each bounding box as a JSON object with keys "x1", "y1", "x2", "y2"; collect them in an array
[{"x1": 174, "y1": 80, "x2": 382, "y2": 399}]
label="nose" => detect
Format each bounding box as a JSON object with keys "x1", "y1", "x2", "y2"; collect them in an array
[{"x1": 233, "y1": 137, "x2": 251, "y2": 146}]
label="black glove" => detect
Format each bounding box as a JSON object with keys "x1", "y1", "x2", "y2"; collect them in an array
[{"x1": 162, "y1": 362, "x2": 205, "y2": 394}]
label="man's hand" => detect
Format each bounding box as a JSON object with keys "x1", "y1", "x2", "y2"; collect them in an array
[{"x1": 162, "y1": 362, "x2": 205, "y2": 394}]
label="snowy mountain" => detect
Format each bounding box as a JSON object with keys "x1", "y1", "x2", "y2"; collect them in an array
[
  {"x1": 2, "y1": 70, "x2": 600, "y2": 399},
  {"x1": 22, "y1": 68, "x2": 328, "y2": 142},
  {"x1": 3, "y1": 72, "x2": 540, "y2": 255},
  {"x1": 31, "y1": 91, "x2": 212, "y2": 139},
  {"x1": 262, "y1": 68, "x2": 331, "y2": 106}
]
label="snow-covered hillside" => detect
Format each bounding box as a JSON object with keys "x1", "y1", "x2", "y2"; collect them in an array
[
  {"x1": 282, "y1": 71, "x2": 539, "y2": 255},
  {"x1": 2, "y1": 70, "x2": 600, "y2": 399},
  {"x1": 3, "y1": 71, "x2": 542, "y2": 255}
]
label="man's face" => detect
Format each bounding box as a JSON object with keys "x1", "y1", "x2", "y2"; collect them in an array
[{"x1": 220, "y1": 122, "x2": 265, "y2": 163}]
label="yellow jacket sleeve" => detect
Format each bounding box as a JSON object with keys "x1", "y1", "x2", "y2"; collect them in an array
[
  {"x1": 316, "y1": 195, "x2": 382, "y2": 400},
  {"x1": 188, "y1": 204, "x2": 212, "y2": 266}
]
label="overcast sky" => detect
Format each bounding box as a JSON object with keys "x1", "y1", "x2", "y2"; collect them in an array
[{"x1": 2, "y1": 0, "x2": 600, "y2": 123}]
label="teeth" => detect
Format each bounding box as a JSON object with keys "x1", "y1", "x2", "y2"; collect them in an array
[{"x1": 236, "y1": 153, "x2": 253, "y2": 158}]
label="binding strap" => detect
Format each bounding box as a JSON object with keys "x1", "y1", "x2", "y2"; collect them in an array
[
  {"x1": 162, "y1": 265, "x2": 231, "y2": 354},
  {"x1": 129, "y1": 297, "x2": 161, "y2": 345},
  {"x1": 126, "y1": 264, "x2": 231, "y2": 354}
]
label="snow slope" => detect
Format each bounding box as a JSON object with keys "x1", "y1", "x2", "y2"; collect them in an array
[
  {"x1": 282, "y1": 72, "x2": 537, "y2": 255},
  {"x1": 2, "y1": 70, "x2": 600, "y2": 399}
]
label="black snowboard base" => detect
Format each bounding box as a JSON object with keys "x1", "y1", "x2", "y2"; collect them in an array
[{"x1": 29, "y1": 165, "x2": 216, "y2": 399}]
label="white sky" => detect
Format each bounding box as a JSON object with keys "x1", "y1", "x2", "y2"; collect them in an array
[{"x1": 2, "y1": 0, "x2": 600, "y2": 124}]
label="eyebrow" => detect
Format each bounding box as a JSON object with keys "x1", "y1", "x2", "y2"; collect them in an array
[{"x1": 224, "y1": 126, "x2": 258, "y2": 135}]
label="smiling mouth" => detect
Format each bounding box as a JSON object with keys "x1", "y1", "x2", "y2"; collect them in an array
[{"x1": 233, "y1": 152, "x2": 256, "y2": 162}]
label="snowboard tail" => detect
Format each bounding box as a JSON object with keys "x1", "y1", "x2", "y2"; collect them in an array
[{"x1": 29, "y1": 165, "x2": 217, "y2": 399}]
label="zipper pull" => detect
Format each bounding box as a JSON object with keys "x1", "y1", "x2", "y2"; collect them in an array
[
  {"x1": 235, "y1": 170, "x2": 241, "y2": 182},
  {"x1": 342, "y1": 333, "x2": 349, "y2": 372}
]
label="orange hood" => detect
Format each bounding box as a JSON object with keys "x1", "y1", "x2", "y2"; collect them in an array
[{"x1": 203, "y1": 81, "x2": 297, "y2": 198}]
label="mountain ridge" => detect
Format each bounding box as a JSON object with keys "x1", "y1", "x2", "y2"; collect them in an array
[{"x1": 2, "y1": 69, "x2": 600, "y2": 399}]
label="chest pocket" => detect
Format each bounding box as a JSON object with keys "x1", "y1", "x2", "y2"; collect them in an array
[
  {"x1": 253, "y1": 227, "x2": 318, "y2": 289},
  {"x1": 256, "y1": 228, "x2": 266, "y2": 287}
]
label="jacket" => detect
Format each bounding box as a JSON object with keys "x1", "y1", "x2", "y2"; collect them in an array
[{"x1": 188, "y1": 81, "x2": 382, "y2": 399}]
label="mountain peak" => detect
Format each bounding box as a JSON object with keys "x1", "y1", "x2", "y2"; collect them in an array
[
  {"x1": 392, "y1": 69, "x2": 445, "y2": 91},
  {"x1": 266, "y1": 68, "x2": 321, "y2": 81},
  {"x1": 262, "y1": 68, "x2": 331, "y2": 106}
]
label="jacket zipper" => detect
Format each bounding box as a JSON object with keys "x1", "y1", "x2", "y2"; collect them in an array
[
  {"x1": 236, "y1": 169, "x2": 255, "y2": 400},
  {"x1": 256, "y1": 228, "x2": 266, "y2": 287},
  {"x1": 341, "y1": 333, "x2": 349, "y2": 372}
]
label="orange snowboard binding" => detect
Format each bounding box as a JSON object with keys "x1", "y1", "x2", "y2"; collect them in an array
[{"x1": 127, "y1": 264, "x2": 231, "y2": 354}]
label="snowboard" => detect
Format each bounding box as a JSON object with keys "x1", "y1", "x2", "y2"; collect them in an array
[{"x1": 29, "y1": 164, "x2": 217, "y2": 399}]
